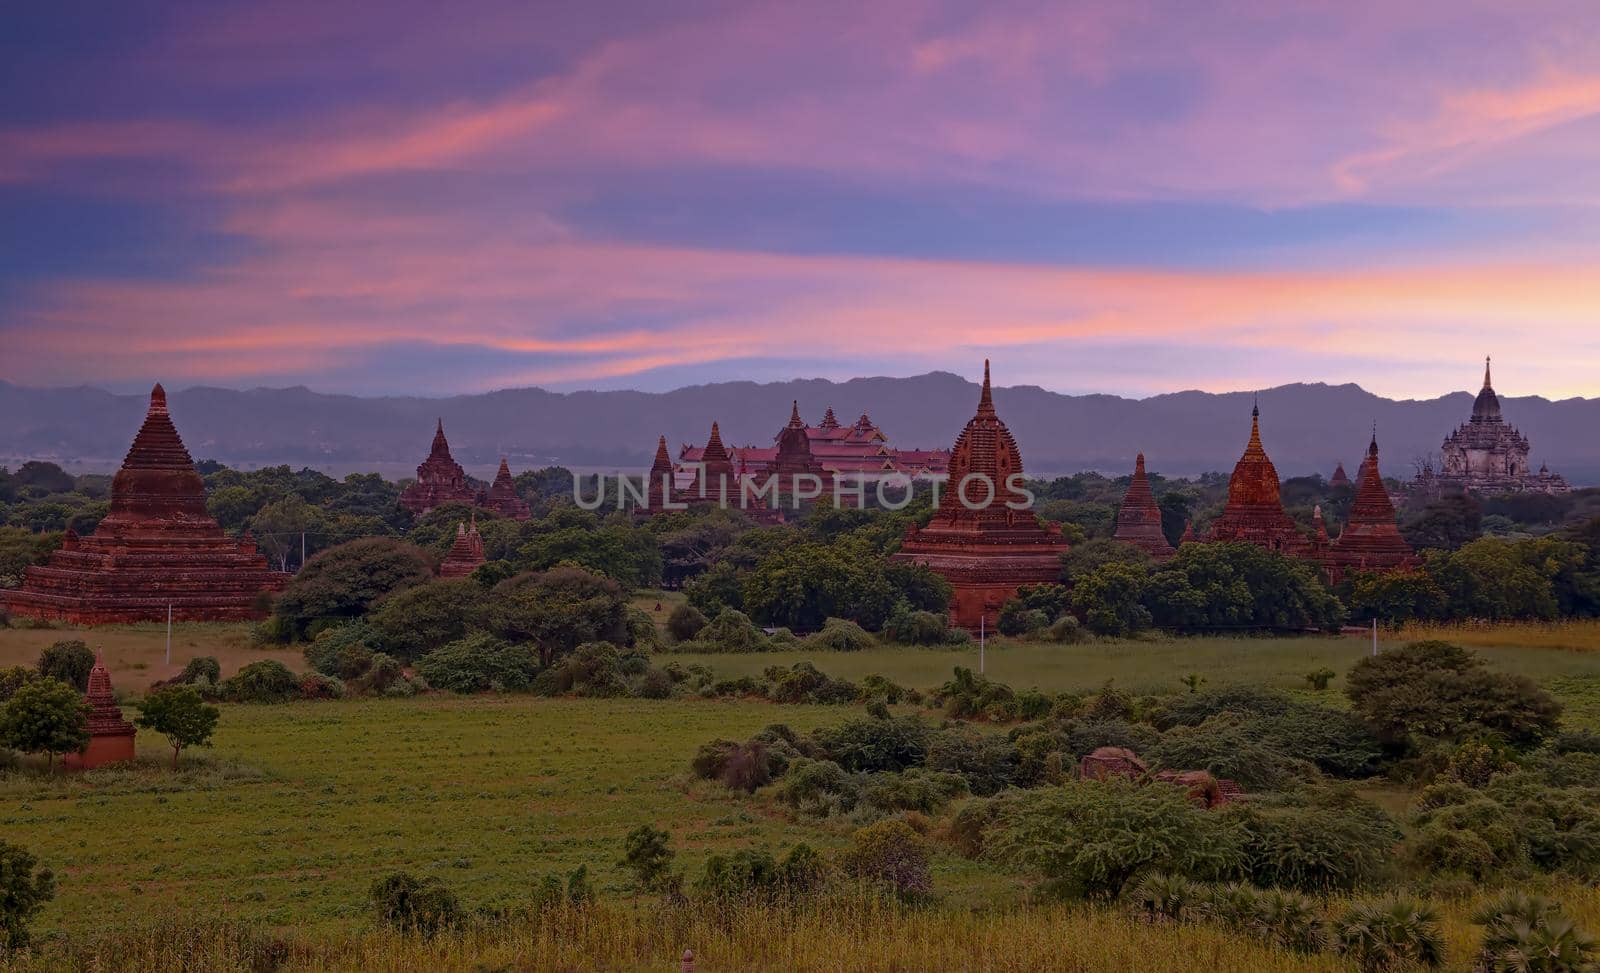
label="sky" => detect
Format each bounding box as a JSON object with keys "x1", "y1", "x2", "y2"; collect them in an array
[{"x1": 2, "y1": 0, "x2": 1599, "y2": 400}]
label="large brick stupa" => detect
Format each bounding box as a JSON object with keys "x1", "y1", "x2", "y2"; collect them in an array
[
  {"x1": 2, "y1": 384, "x2": 289, "y2": 623},
  {"x1": 892, "y1": 361, "x2": 1068, "y2": 630}
]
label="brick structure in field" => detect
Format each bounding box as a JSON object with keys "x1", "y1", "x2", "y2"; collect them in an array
[
  {"x1": 438, "y1": 516, "x2": 486, "y2": 578},
  {"x1": 2, "y1": 384, "x2": 288, "y2": 623},
  {"x1": 63, "y1": 652, "x2": 137, "y2": 770},
  {"x1": 398, "y1": 419, "x2": 479, "y2": 517}
]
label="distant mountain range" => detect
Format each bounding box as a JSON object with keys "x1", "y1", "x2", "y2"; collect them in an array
[{"x1": 2, "y1": 374, "x2": 1596, "y2": 485}]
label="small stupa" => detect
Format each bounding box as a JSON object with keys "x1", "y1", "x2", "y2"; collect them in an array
[{"x1": 64, "y1": 652, "x2": 137, "y2": 770}]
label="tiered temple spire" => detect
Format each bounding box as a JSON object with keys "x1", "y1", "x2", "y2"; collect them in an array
[
  {"x1": 480, "y1": 458, "x2": 532, "y2": 520},
  {"x1": 1113, "y1": 453, "x2": 1174, "y2": 560},
  {"x1": 398, "y1": 419, "x2": 479, "y2": 516},
  {"x1": 2, "y1": 385, "x2": 289, "y2": 624},
  {"x1": 1325, "y1": 433, "x2": 1416, "y2": 582},
  {"x1": 65, "y1": 652, "x2": 137, "y2": 770},
  {"x1": 893, "y1": 360, "x2": 1068, "y2": 630},
  {"x1": 1207, "y1": 400, "x2": 1311, "y2": 556},
  {"x1": 438, "y1": 515, "x2": 487, "y2": 578}
]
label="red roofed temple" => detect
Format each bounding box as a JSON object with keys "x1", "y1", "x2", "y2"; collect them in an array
[
  {"x1": 479, "y1": 458, "x2": 532, "y2": 520},
  {"x1": 1112, "y1": 453, "x2": 1174, "y2": 560},
  {"x1": 1324, "y1": 434, "x2": 1417, "y2": 583},
  {"x1": 892, "y1": 361, "x2": 1068, "y2": 630},
  {"x1": 3, "y1": 385, "x2": 288, "y2": 624},
  {"x1": 64, "y1": 652, "x2": 137, "y2": 770},
  {"x1": 1207, "y1": 401, "x2": 1312, "y2": 556},
  {"x1": 399, "y1": 420, "x2": 478, "y2": 516}
]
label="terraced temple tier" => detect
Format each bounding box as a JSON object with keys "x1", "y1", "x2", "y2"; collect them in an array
[{"x1": 2, "y1": 384, "x2": 289, "y2": 623}]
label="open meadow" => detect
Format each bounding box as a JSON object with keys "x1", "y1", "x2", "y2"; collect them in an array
[{"x1": 7, "y1": 620, "x2": 1600, "y2": 970}]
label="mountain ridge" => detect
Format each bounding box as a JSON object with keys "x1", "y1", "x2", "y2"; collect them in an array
[{"x1": 1, "y1": 375, "x2": 1595, "y2": 485}]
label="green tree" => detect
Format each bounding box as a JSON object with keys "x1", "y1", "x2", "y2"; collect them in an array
[
  {"x1": 1424, "y1": 538, "x2": 1559, "y2": 621},
  {"x1": 136, "y1": 685, "x2": 220, "y2": 769},
  {"x1": 483, "y1": 567, "x2": 630, "y2": 667},
  {"x1": 1072, "y1": 561, "x2": 1153, "y2": 636},
  {"x1": 0, "y1": 839, "x2": 55, "y2": 951},
  {"x1": 271, "y1": 538, "x2": 434, "y2": 639},
  {"x1": 518, "y1": 523, "x2": 663, "y2": 588},
  {"x1": 740, "y1": 542, "x2": 898, "y2": 631},
  {"x1": 1402, "y1": 493, "x2": 1482, "y2": 552},
  {"x1": 0, "y1": 678, "x2": 90, "y2": 770},
  {"x1": 36, "y1": 639, "x2": 96, "y2": 691},
  {"x1": 618, "y1": 824, "x2": 676, "y2": 893},
  {"x1": 415, "y1": 634, "x2": 540, "y2": 693},
  {"x1": 1346, "y1": 640, "x2": 1561, "y2": 748},
  {"x1": 1143, "y1": 542, "x2": 1342, "y2": 632},
  {"x1": 0, "y1": 526, "x2": 61, "y2": 588},
  {"x1": 1060, "y1": 537, "x2": 1152, "y2": 585},
  {"x1": 366, "y1": 578, "x2": 487, "y2": 662},
  {"x1": 1346, "y1": 569, "x2": 1448, "y2": 626}
]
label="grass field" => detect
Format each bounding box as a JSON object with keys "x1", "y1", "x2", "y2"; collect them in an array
[
  {"x1": 1, "y1": 696, "x2": 853, "y2": 937},
  {"x1": 6, "y1": 618, "x2": 1600, "y2": 969}
]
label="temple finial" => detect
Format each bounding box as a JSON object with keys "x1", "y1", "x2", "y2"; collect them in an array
[
  {"x1": 150, "y1": 383, "x2": 168, "y2": 414},
  {"x1": 978, "y1": 359, "x2": 995, "y2": 414},
  {"x1": 1483, "y1": 355, "x2": 1492, "y2": 390}
]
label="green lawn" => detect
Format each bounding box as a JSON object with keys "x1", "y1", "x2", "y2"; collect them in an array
[{"x1": 1, "y1": 696, "x2": 855, "y2": 937}]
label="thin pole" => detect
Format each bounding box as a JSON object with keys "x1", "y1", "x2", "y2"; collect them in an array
[
  {"x1": 1371, "y1": 617, "x2": 1378, "y2": 657},
  {"x1": 166, "y1": 603, "x2": 173, "y2": 666},
  {"x1": 300, "y1": 530, "x2": 306, "y2": 571},
  {"x1": 979, "y1": 614, "x2": 986, "y2": 675}
]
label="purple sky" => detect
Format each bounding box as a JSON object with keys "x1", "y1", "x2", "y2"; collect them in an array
[{"x1": 2, "y1": 1, "x2": 1598, "y2": 400}]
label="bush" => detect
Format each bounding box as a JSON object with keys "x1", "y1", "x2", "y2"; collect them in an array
[
  {"x1": 763, "y1": 662, "x2": 859, "y2": 705},
  {"x1": 804, "y1": 617, "x2": 876, "y2": 652},
  {"x1": 1346, "y1": 640, "x2": 1561, "y2": 748},
  {"x1": 1146, "y1": 714, "x2": 1318, "y2": 791},
  {"x1": 304, "y1": 623, "x2": 377, "y2": 679},
  {"x1": 1330, "y1": 897, "x2": 1446, "y2": 973},
  {"x1": 666, "y1": 603, "x2": 707, "y2": 642},
  {"x1": 997, "y1": 601, "x2": 1049, "y2": 636},
  {"x1": 221, "y1": 660, "x2": 300, "y2": 703},
  {"x1": 696, "y1": 609, "x2": 769, "y2": 653},
  {"x1": 1227, "y1": 792, "x2": 1400, "y2": 892},
  {"x1": 987, "y1": 779, "x2": 1241, "y2": 898},
  {"x1": 369, "y1": 871, "x2": 463, "y2": 936},
  {"x1": 415, "y1": 634, "x2": 539, "y2": 694},
  {"x1": 37, "y1": 639, "x2": 95, "y2": 691},
  {"x1": 697, "y1": 844, "x2": 827, "y2": 900},
  {"x1": 811, "y1": 713, "x2": 929, "y2": 773},
  {"x1": 881, "y1": 606, "x2": 949, "y2": 646},
  {"x1": 926, "y1": 726, "x2": 1021, "y2": 796},
  {"x1": 0, "y1": 839, "x2": 55, "y2": 951},
  {"x1": 839, "y1": 819, "x2": 931, "y2": 899},
  {"x1": 691, "y1": 739, "x2": 774, "y2": 793},
  {"x1": 177, "y1": 656, "x2": 222, "y2": 685},
  {"x1": 618, "y1": 824, "x2": 676, "y2": 893},
  {"x1": 1471, "y1": 892, "x2": 1597, "y2": 973},
  {"x1": 775, "y1": 758, "x2": 862, "y2": 816},
  {"x1": 859, "y1": 769, "x2": 969, "y2": 816},
  {"x1": 348, "y1": 652, "x2": 408, "y2": 695},
  {"x1": 296, "y1": 672, "x2": 345, "y2": 700}
]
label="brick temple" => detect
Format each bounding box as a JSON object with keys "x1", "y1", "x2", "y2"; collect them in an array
[
  {"x1": 1324, "y1": 434, "x2": 1417, "y2": 582},
  {"x1": 678, "y1": 403, "x2": 949, "y2": 482},
  {"x1": 398, "y1": 420, "x2": 479, "y2": 516},
  {"x1": 3, "y1": 385, "x2": 289, "y2": 624},
  {"x1": 438, "y1": 516, "x2": 487, "y2": 578},
  {"x1": 892, "y1": 361, "x2": 1068, "y2": 630},
  {"x1": 63, "y1": 652, "x2": 137, "y2": 770},
  {"x1": 479, "y1": 458, "x2": 531, "y2": 520},
  {"x1": 1112, "y1": 453, "x2": 1174, "y2": 560},
  {"x1": 1207, "y1": 401, "x2": 1313, "y2": 556}
]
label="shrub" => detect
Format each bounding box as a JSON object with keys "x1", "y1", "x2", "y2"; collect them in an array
[
  {"x1": 136, "y1": 685, "x2": 222, "y2": 769},
  {"x1": 666, "y1": 603, "x2": 707, "y2": 642},
  {"x1": 1331, "y1": 897, "x2": 1446, "y2": 973},
  {"x1": 691, "y1": 739, "x2": 773, "y2": 793},
  {"x1": 416, "y1": 634, "x2": 539, "y2": 694},
  {"x1": 858, "y1": 673, "x2": 913, "y2": 705},
  {"x1": 531, "y1": 865, "x2": 594, "y2": 912},
  {"x1": 177, "y1": 656, "x2": 222, "y2": 685},
  {"x1": 859, "y1": 768, "x2": 969, "y2": 816},
  {"x1": 695, "y1": 609, "x2": 769, "y2": 653},
  {"x1": 811, "y1": 713, "x2": 929, "y2": 773},
  {"x1": 533, "y1": 642, "x2": 633, "y2": 697},
  {"x1": 36, "y1": 639, "x2": 95, "y2": 691},
  {"x1": 882, "y1": 606, "x2": 949, "y2": 646},
  {"x1": 1126, "y1": 872, "x2": 1204, "y2": 923},
  {"x1": 483, "y1": 566, "x2": 632, "y2": 667},
  {"x1": 0, "y1": 839, "x2": 56, "y2": 951},
  {"x1": 1305, "y1": 667, "x2": 1336, "y2": 691},
  {"x1": 1471, "y1": 892, "x2": 1597, "y2": 973},
  {"x1": 633, "y1": 666, "x2": 675, "y2": 699},
  {"x1": 1146, "y1": 714, "x2": 1318, "y2": 791},
  {"x1": 839, "y1": 819, "x2": 931, "y2": 899},
  {"x1": 369, "y1": 871, "x2": 463, "y2": 936},
  {"x1": 304, "y1": 623, "x2": 377, "y2": 680},
  {"x1": 805, "y1": 617, "x2": 876, "y2": 652},
  {"x1": 348, "y1": 652, "x2": 408, "y2": 695},
  {"x1": 618, "y1": 824, "x2": 676, "y2": 893},
  {"x1": 934, "y1": 667, "x2": 1020, "y2": 721},
  {"x1": 997, "y1": 601, "x2": 1049, "y2": 636},
  {"x1": 697, "y1": 844, "x2": 827, "y2": 900},
  {"x1": 1346, "y1": 640, "x2": 1561, "y2": 748},
  {"x1": 296, "y1": 672, "x2": 345, "y2": 700},
  {"x1": 1044, "y1": 614, "x2": 1086, "y2": 643},
  {"x1": 1228, "y1": 792, "x2": 1400, "y2": 892},
  {"x1": 987, "y1": 779, "x2": 1241, "y2": 898},
  {"x1": 1060, "y1": 718, "x2": 1160, "y2": 759},
  {"x1": 221, "y1": 660, "x2": 300, "y2": 703},
  {"x1": 925, "y1": 726, "x2": 1021, "y2": 796},
  {"x1": 775, "y1": 758, "x2": 862, "y2": 816}
]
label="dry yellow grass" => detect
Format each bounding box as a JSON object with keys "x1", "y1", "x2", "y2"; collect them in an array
[
  {"x1": 1398, "y1": 619, "x2": 1600, "y2": 654},
  {"x1": 12, "y1": 883, "x2": 1600, "y2": 972},
  {"x1": 0, "y1": 621, "x2": 300, "y2": 691}
]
